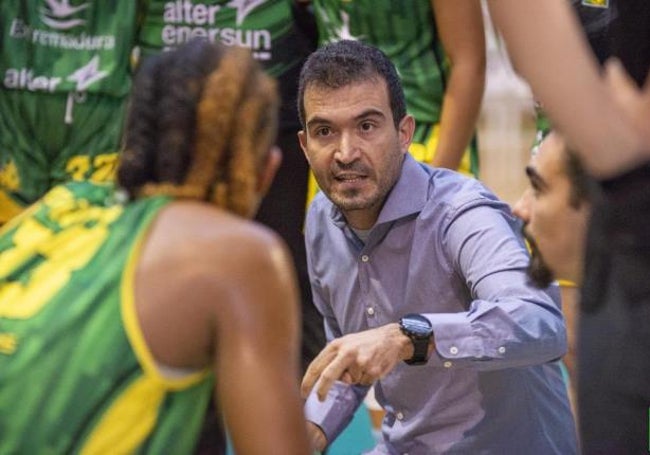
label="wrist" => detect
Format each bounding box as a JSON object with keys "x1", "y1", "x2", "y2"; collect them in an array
[
  {"x1": 306, "y1": 421, "x2": 327, "y2": 452},
  {"x1": 393, "y1": 323, "x2": 415, "y2": 360},
  {"x1": 398, "y1": 314, "x2": 434, "y2": 365}
]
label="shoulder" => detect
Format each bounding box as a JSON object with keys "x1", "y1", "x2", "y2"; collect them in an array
[
  {"x1": 132, "y1": 200, "x2": 298, "y2": 369},
  {"x1": 429, "y1": 169, "x2": 504, "y2": 207},
  {"x1": 424, "y1": 169, "x2": 514, "y2": 225},
  {"x1": 139, "y1": 200, "x2": 293, "y2": 305},
  {"x1": 160, "y1": 199, "x2": 276, "y2": 240}
]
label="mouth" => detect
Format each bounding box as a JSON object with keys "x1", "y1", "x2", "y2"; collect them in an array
[{"x1": 334, "y1": 173, "x2": 367, "y2": 183}]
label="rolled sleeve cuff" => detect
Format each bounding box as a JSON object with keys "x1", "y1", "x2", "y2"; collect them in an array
[{"x1": 304, "y1": 381, "x2": 365, "y2": 444}]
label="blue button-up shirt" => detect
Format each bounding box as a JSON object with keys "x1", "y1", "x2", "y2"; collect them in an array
[{"x1": 304, "y1": 155, "x2": 577, "y2": 454}]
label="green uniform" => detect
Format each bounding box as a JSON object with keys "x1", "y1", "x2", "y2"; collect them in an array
[
  {"x1": 138, "y1": 0, "x2": 315, "y2": 129},
  {"x1": 0, "y1": 181, "x2": 213, "y2": 453},
  {"x1": 0, "y1": 1, "x2": 142, "y2": 223},
  {"x1": 312, "y1": 0, "x2": 479, "y2": 176}
]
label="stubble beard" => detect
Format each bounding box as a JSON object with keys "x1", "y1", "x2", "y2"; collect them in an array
[
  {"x1": 329, "y1": 186, "x2": 382, "y2": 211},
  {"x1": 522, "y1": 227, "x2": 555, "y2": 288}
]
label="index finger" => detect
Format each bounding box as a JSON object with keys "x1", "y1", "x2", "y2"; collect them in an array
[
  {"x1": 313, "y1": 351, "x2": 354, "y2": 401},
  {"x1": 301, "y1": 348, "x2": 337, "y2": 399}
]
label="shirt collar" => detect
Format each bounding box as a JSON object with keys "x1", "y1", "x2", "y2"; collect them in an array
[{"x1": 376, "y1": 154, "x2": 430, "y2": 225}]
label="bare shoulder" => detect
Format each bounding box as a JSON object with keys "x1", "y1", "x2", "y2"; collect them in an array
[
  {"x1": 143, "y1": 200, "x2": 291, "y2": 278},
  {"x1": 134, "y1": 200, "x2": 299, "y2": 369}
]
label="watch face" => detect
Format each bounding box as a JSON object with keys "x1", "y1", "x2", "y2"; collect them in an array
[{"x1": 402, "y1": 314, "x2": 432, "y2": 338}]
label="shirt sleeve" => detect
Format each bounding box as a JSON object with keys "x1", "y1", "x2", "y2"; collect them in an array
[
  {"x1": 303, "y1": 225, "x2": 368, "y2": 444},
  {"x1": 425, "y1": 203, "x2": 567, "y2": 370},
  {"x1": 582, "y1": 162, "x2": 650, "y2": 312},
  {"x1": 304, "y1": 381, "x2": 369, "y2": 445}
]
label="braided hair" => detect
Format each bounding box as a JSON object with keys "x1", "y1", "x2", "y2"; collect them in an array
[{"x1": 117, "y1": 39, "x2": 279, "y2": 217}]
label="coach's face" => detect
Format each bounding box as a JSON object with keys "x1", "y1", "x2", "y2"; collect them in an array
[{"x1": 298, "y1": 77, "x2": 414, "y2": 229}]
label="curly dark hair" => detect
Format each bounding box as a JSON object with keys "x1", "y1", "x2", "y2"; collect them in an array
[
  {"x1": 297, "y1": 40, "x2": 406, "y2": 129},
  {"x1": 117, "y1": 39, "x2": 279, "y2": 217}
]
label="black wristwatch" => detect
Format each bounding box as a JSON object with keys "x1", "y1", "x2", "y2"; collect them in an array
[{"x1": 399, "y1": 313, "x2": 433, "y2": 365}]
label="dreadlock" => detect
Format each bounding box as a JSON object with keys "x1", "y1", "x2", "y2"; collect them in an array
[{"x1": 117, "y1": 39, "x2": 279, "y2": 217}]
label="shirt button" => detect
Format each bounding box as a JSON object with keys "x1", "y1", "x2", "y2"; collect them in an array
[
  {"x1": 361, "y1": 254, "x2": 369, "y2": 262},
  {"x1": 449, "y1": 346, "x2": 459, "y2": 355},
  {"x1": 396, "y1": 411, "x2": 404, "y2": 420},
  {"x1": 498, "y1": 346, "x2": 506, "y2": 354},
  {"x1": 366, "y1": 307, "x2": 375, "y2": 316},
  {"x1": 443, "y1": 361, "x2": 453, "y2": 368}
]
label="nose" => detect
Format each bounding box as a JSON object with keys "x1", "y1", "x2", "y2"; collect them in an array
[
  {"x1": 334, "y1": 131, "x2": 360, "y2": 164},
  {"x1": 512, "y1": 188, "x2": 532, "y2": 223}
]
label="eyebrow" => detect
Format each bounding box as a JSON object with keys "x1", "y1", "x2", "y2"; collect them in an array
[
  {"x1": 306, "y1": 108, "x2": 386, "y2": 129},
  {"x1": 525, "y1": 165, "x2": 548, "y2": 190}
]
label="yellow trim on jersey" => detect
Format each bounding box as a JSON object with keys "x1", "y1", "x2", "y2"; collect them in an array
[
  {"x1": 0, "y1": 191, "x2": 25, "y2": 226},
  {"x1": 0, "y1": 193, "x2": 39, "y2": 232},
  {"x1": 81, "y1": 203, "x2": 212, "y2": 454},
  {"x1": 557, "y1": 279, "x2": 578, "y2": 288},
  {"x1": 408, "y1": 124, "x2": 473, "y2": 176},
  {"x1": 120, "y1": 215, "x2": 210, "y2": 391},
  {"x1": 80, "y1": 375, "x2": 166, "y2": 455},
  {"x1": 582, "y1": 0, "x2": 609, "y2": 7}
]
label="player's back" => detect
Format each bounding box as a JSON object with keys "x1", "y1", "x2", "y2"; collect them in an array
[{"x1": 0, "y1": 181, "x2": 214, "y2": 453}]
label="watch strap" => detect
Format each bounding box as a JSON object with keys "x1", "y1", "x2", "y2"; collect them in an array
[{"x1": 404, "y1": 337, "x2": 430, "y2": 365}]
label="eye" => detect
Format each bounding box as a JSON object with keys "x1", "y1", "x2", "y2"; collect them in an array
[
  {"x1": 314, "y1": 126, "x2": 331, "y2": 137},
  {"x1": 359, "y1": 121, "x2": 375, "y2": 133}
]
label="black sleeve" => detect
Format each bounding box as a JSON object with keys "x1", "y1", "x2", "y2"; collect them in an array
[{"x1": 581, "y1": 161, "x2": 650, "y2": 313}]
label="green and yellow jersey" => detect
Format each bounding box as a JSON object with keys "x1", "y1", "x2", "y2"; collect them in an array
[
  {"x1": 0, "y1": 181, "x2": 213, "y2": 453},
  {"x1": 138, "y1": 0, "x2": 315, "y2": 130},
  {"x1": 0, "y1": 1, "x2": 143, "y2": 223}
]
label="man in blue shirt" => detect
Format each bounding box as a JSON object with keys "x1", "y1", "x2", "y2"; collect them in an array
[{"x1": 297, "y1": 40, "x2": 577, "y2": 454}]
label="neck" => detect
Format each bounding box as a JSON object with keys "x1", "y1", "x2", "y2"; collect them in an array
[{"x1": 342, "y1": 208, "x2": 379, "y2": 230}]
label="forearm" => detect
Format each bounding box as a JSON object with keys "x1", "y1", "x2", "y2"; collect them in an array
[
  {"x1": 304, "y1": 381, "x2": 367, "y2": 445},
  {"x1": 433, "y1": 63, "x2": 485, "y2": 170},
  {"x1": 306, "y1": 421, "x2": 327, "y2": 452},
  {"x1": 443, "y1": 205, "x2": 567, "y2": 369},
  {"x1": 487, "y1": 0, "x2": 646, "y2": 177},
  {"x1": 221, "y1": 353, "x2": 310, "y2": 454},
  {"x1": 431, "y1": 0, "x2": 485, "y2": 170},
  {"x1": 424, "y1": 284, "x2": 567, "y2": 371}
]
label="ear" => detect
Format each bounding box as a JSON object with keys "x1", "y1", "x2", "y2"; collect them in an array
[
  {"x1": 297, "y1": 130, "x2": 310, "y2": 164},
  {"x1": 257, "y1": 145, "x2": 282, "y2": 196},
  {"x1": 398, "y1": 115, "x2": 415, "y2": 155}
]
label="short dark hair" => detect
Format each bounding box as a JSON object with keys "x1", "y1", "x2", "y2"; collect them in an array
[
  {"x1": 297, "y1": 40, "x2": 406, "y2": 129},
  {"x1": 563, "y1": 145, "x2": 593, "y2": 209},
  {"x1": 117, "y1": 39, "x2": 279, "y2": 217}
]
